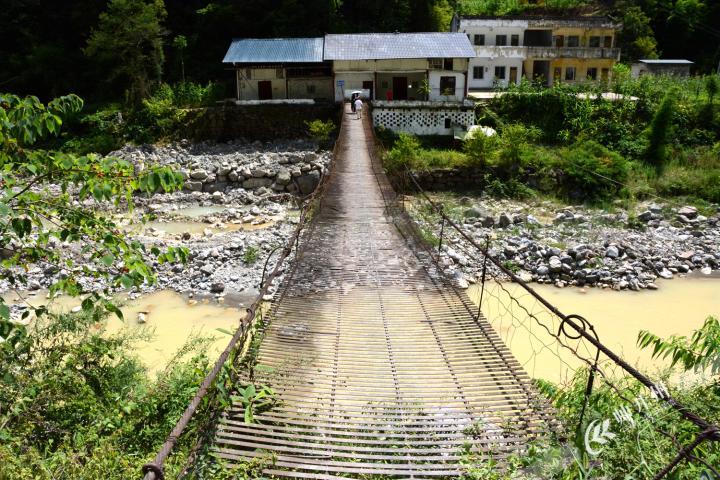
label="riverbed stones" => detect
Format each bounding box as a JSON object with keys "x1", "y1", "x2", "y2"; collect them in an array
[
  {"x1": 497, "y1": 212, "x2": 512, "y2": 228},
  {"x1": 548, "y1": 256, "x2": 563, "y2": 272},
  {"x1": 297, "y1": 171, "x2": 321, "y2": 195},
  {"x1": 190, "y1": 169, "x2": 208, "y2": 180},
  {"x1": 677, "y1": 206, "x2": 698, "y2": 219}
]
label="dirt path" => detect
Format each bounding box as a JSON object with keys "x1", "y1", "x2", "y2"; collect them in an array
[{"x1": 213, "y1": 105, "x2": 552, "y2": 478}]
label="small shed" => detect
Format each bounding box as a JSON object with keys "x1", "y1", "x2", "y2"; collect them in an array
[
  {"x1": 223, "y1": 38, "x2": 333, "y2": 101},
  {"x1": 631, "y1": 59, "x2": 694, "y2": 78}
]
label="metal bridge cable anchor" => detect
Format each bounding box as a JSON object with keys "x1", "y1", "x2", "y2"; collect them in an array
[
  {"x1": 141, "y1": 462, "x2": 164, "y2": 480},
  {"x1": 558, "y1": 314, "x2": 601, "y2": 444}
]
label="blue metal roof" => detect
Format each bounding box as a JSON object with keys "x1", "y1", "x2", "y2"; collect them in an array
[
  {"x1": 223, "y1": 37, "x2": 324, "y2": 64},
  {"x1": 324, "y1": 33, "x2": 476, "y2": 60}
]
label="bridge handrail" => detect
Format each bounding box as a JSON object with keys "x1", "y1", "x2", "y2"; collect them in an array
[
  {"x1": 140, "y1": 129, "x2": 341, "y2": 480},
  {"x1": 400, "y1": 167, "x2": 719, "y2": 478}
]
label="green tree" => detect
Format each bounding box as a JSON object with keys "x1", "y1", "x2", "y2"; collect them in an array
[
  {"x1": 645, "y1": 93, "x2": 674, "y2": 171},
  {"x1": 617, "y1": 6, "x2": 659, "y2": 61},
  {"x1": 172, "y1": 35, "x2": 187, "y2": 83},
  {"x1": 85, "y1": 0, "x2": 167, "y2": 105},
  {"x1": 706, "y1": 75, "x2": 719, "y2": 103},
  {"x1": 0, "y1": 93, "x2": 185, "y2": 349}
]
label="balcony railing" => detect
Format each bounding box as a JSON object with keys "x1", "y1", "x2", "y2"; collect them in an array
[
  {"x1": 526, "y1": 46, "x2": 621, "y2": 60},
  {"x1": 473, "y1": 46, "x2": 527, "y2": 58}
]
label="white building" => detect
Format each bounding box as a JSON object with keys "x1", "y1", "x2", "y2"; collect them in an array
[
  {"x1": 453, "y1": 18, "x2": 528, "y2": 89},
  {"x1": 223, "y1": 33, "x2": 477, "y2": 136}
]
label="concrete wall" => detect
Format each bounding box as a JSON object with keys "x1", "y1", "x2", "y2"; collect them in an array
[
  {"x1": 288, "y1": 78, "x2": 334, "y2": 100},
  {"x1": 182, "y1": 103, "x2": 339, "y2": 142},
  {"x1": 371, "y1": 101, "x2": 475, "y2": 136},
  {"x1": 428, "y1": 71, "x2": 467, "y2": 101},
  {"x1": 468, "y1": 54, "x2": 524, "y2": 89}
]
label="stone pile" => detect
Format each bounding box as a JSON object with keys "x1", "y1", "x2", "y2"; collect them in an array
[
  {"x1": 110, "y1": 139, "x2": 330, "y2": 196},
  {"x1": 426, "y1": 200, "x2": 720, "y2": 291}
]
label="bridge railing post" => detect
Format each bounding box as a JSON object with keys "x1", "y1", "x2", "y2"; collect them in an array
[
  {"x1": 437, "y1": 205, "x2": 445, "y2": 254},
  {"x1": 477, "y1": 235, "x2": 490, "y2": 320}
]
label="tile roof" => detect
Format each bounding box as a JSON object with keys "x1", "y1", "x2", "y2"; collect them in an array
[
  {"x1": 323, "y1": 33, "x2": 475, "y2": 60},
  {"x1": 223, "y1": 37, "x2": 324, "y2": 64}
]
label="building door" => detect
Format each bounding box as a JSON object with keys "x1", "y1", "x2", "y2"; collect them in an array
[
  {"x1": 532, "y1": 61, "x2": 550, "y2": 86},
  {"x1": 509, "y1": 67, "x2": 518, "y2": 84},
  {"x1": 392, "y1": 77, "x2": 408, "y2": 100},
  {"x1": 362, "y1": 80, "x2": 374, "y2": 100},
  {"x1": 258, "y1": 81, "x2": 272, "y2": 100}
]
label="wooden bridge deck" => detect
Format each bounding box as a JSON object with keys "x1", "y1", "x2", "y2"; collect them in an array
[{"x1": 212, "y1": 106, "x2": 552, "y2": 478}]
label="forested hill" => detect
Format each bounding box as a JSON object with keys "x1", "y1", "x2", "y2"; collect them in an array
[{"x1": 1, "y1": 0, "x2": 718, "y2": 103}]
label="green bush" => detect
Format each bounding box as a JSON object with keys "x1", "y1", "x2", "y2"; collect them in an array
[
  {"x1": 553, "y1": 140, "x2": 630, "y2": 202},
  {"x1": 305, "y1": 119, "x2": 336, "y2": 144},
  {"x1": 384, "y1": 132, "x2": 423, "y2": 172},
  {"x1": 492, "y1": 123, "x2": 540, "y2": 178},
  {"x1": 463, "y1": 130, "x2": 498, "y2": 168},
  {"x1": 0, "y1": 308, "x2": 210, "y2": 479}
]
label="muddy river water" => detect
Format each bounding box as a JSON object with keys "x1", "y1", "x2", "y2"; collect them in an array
[
  {"x1": 5, "y1": 290, "x2": 244, "y2": 375},
  {"x1": 468, "y1": 277, "x2": 719, "y2": 385},
  {"x1": 6, "y1": 277, "x2": 717, "y2": 381}
]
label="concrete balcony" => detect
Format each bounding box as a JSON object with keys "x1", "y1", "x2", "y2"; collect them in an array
[
  {"x1": 526, "y1": 46, "x2": 621, "y2": 60},
  {"x1": 473, "y1": 45, "x2": 528, "y2": 59}
]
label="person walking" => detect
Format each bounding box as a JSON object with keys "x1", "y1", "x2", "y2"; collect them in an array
[
  {"x1": 350, "y1": 92, "x2": 358, "y2": 113},
  {"x1": 354, "y1": 96, "x2": 363, "y2": 120}
]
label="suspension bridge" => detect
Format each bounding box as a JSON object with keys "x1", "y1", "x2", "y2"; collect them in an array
[{"x1": 141, "y1": 106, "x2": 719, "y2": 480}]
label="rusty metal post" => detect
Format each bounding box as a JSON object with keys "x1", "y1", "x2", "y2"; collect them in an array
[
  {"x1": 477, "y1": 235, "x2": 490, "y2": 320},
  {"x1": 437, "y1": 205, "x2": 445, "y2": 254}
]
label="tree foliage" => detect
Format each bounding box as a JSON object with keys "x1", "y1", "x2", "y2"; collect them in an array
[
  {"x1": 0, "y1": 93, "x2": 185, "y2": 350},
  {"x1": 85, "y1": 0, "x2": 167, "y2": 104},
  {"x1": 645, "y1": 93, "x2": 674, "y2": 170}
]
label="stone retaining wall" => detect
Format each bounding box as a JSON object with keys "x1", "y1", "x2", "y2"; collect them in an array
[
  {"x1": 182, "y1": 103, "x2": 340, "y2": 142},
  {"x1": 410, "y1": 167, "x2": 485, "y2": 190}
]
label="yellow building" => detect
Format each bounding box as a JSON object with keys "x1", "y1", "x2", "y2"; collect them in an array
[
  {"x1": 522, "y1": 17, "x2": 621, "y2": 86},
  {"x1": 451, "y1": 15, "x2": 621, "y2": 88}
]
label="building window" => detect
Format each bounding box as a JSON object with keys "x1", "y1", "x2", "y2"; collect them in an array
[
  {"x1": 494, "y1": 66, "x2": 506, "y2": 79},
  {"x1": 443, "y1": 58, "x2": 454, "y2": 70},
  {"x1": 439, "y1": 76, "x2": 456, "y2": 95},
  {"x1": 588, "y1": 36, "x2": 601, "y2": 48},
  {"x1": 473, "y1": 66, "x2": 484, "y2": 79},
  {"x1": 604, "y1": 35, "x2": 613, "y2": 48},
  {"x1": 565, "y1": 67, "x2": 576, "y2": 81},
  {"x1": 474, "y1": 34, "x2": 485, "y2": 46},
  {"x1": 495, "y1": 34, "x2": 507, "y2": 46},
  {"x1": 567, "y1": 36, "x2": 579, "y2": 47},
  {"x1": 587, "y1": 67, "x2": 598, "y2": 80},
  {"x1": 306, "y1": 84, "x2": 316, "y2": 94},
  {"x1": 554, "y1": 35, "x2": 564, "y2": 47},
  {"x1": 429, "y1": 58, "x2": 443, "y2": 69},
  {"x1": 511, "y1": 34, "x2": 519, "y2": 46}
]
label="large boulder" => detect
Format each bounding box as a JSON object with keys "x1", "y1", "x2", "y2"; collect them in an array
[
  {"x1": 242, "y1": 177, "x2": 273, "y2": 189},
  {"x1": 296, "y1": 170, "x2": 321, "y2": 195}
]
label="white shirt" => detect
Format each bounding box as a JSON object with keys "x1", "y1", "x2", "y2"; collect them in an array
[{"x1": 354, "y1": 98, "x2": 363, "y2": 110}]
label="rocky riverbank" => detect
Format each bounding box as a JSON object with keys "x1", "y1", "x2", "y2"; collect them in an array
[
  {"x1": 1, "y1": 140, "x2": 331, "y2": 314},
  {"x1": 411, "y1": 194, "x2": 720, "y2": 291}
]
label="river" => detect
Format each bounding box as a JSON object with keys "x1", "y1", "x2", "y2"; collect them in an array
[{"x1": 468, "y1": 277, "x2": 719, "y2": 385}]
